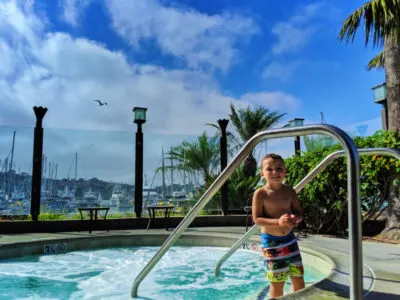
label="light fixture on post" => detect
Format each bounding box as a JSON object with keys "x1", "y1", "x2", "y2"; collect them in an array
[
  {"x1": 133, "y1": 107, "x2": 147, "y2": 218},
  {"x1": 372, "y1": 83, "x2": 388, "y2": 130},
  {"x1": 287, "y1": 118, "x2": 304, "y2": 156}
]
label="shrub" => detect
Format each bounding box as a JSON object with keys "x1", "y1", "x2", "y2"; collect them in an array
[{"x1": 285, "y1": 130, "x2": 400, "y2": 236}]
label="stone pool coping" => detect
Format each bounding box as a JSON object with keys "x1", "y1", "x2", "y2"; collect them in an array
[{"x1": 0, "y1": 227, "x2": 399, "y2": 299}]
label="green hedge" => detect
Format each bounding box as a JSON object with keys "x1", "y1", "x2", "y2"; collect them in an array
[{"x1": 285, "y1": 130, "x2": 400, "y2": 235}]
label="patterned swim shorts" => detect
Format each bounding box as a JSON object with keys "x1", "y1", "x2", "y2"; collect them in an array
[{"x1": 261, "y1": 232, "x2": 304, "y2": 282}]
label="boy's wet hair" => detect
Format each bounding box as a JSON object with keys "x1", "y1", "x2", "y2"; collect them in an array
[{"x1": 261, "y1": 153, "x2": 285, "y2": 168}]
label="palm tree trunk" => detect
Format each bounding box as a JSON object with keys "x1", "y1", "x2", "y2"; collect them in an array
[
  {"x1": 384, "y1": 36, "x2": 400, "y2": 131},
  {"x1": 380, "y1": 182, "x2": 400, "y2": 240},
  {"x1": 380, "y1": 37, "x2": 400, "y2": 240},
  {"x1": 243, "y1": 154, "x2": 257, "y2": 178}
]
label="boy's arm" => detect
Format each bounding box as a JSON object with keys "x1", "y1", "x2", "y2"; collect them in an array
[
  {"x1": 290, "y1": 189, "x2": 303, "y2": 224},
  {"x1": 252, "y1": 189, "x2": 283, "y2": 227}
]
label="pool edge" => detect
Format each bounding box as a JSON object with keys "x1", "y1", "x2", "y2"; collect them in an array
[{"x1": 0, "y1": 230, "x2": 337, "y2": 300}]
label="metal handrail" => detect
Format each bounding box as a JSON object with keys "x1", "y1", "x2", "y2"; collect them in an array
[
  {"x1": 215, "y1": 147, "x2": 400, "y2": 276},
  {"x1": 131, "y1": 124, "x2": 362, "y2": 300}
]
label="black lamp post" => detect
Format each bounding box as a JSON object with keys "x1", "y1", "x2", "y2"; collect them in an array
[
  {"x1": 218, "y1": 119, "x2": 229, "y2": 215},
  {"x1": 31, "y1": 106, "x2": 48, "y2": 221},
  {"x1": 133, "y1": 107, "x2": 147, "y2": 218},
  {"x1": 285, "y1": 118, "x2": 304, "y2": 156}
]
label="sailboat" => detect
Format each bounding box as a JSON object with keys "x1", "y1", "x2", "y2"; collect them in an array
[{"x1": 142, "y1": 173, "x2": 162, "y2": 207}]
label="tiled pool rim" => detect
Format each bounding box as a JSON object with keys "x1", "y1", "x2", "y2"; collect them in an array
[{"x1": 0, "y1": 230, "x2": 335, "y2": 299}]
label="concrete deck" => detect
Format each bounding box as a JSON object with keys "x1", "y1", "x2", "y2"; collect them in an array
[{"x1": 0, "y1": 227, "x2": 399, "y2": 299}]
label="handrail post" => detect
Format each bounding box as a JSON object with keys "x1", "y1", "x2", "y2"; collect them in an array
[{"x1": 131, "y1": 124, "x2": 363, "y2": 300}]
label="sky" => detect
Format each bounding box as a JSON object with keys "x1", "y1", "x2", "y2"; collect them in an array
[{"x1": 0, "y1": 0, "x2": 386, "y2": 186}]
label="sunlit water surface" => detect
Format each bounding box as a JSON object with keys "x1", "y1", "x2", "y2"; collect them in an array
[{"x1": 0, "y1": 246, "x2": 325, "y2": 300}]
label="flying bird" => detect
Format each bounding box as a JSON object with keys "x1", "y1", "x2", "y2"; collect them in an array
[{"x1": 94, "y1": 100, "x2": 108, "y2": 106}]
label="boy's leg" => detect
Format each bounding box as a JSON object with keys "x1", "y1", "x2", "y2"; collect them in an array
[
  {"x1": 261, "y1": 233, "x2": 298, "y2": 298},
  {"x1": 290, "y1": 276, "x2": 305, "y2": 292},
  {"x1": 287, "y1": 238, "x2": 304, "y2": 293},
  {"x1": 269, "y1": 281, "x2": 285, "y2": 299}
]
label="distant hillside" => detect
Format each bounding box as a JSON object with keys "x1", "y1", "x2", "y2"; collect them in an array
[{"x1": 0, "y1": 171, "x2": 134, "y2": 200}]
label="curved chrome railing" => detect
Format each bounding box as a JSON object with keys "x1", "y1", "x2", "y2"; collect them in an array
[
  {"x1": 131, "y1": 124, "x2": 362, "y2": 300},
  {"x1": 214, "y1": 147, "x2": 400, "y2": 277}
]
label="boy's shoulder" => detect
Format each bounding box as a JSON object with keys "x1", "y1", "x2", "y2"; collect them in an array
[
  {"x1": 253, "y1": 186, "x2": 267, "y2": 197},
  {"x1": 254, "y1": 186, "x2": 273, "y2": 198},
  {"x1": 254, "y1": 184, "x2": 295, "y2": 196},
  {"x1": 282, "y1": 184, "x2": 296, "y2": 192}
]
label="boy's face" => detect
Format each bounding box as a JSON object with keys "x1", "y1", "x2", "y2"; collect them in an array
[{"x1": 261, "y1": 158, "x2": 286, "y2": 183}]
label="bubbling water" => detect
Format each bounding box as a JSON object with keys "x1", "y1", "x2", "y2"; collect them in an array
[{"x1": 0, "y1": 246, "x2": 325, "y2": 300}]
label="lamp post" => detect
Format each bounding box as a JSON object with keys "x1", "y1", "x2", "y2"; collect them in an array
[
  {"x1": 372, "y1": 83, "x2": 388, "y2": 130},
  {"x1": 133, "y1": 107, "x2": 147, "y2": 218},
  {"x1": 31, "y1": 106, "x2": 48, "y2": 221},
  {"x1": 285, "y1": 118, "x2": 304, "y2": 156},
  {"x1": 218, "y1": 119, "x2": 229, "y2": 215}
]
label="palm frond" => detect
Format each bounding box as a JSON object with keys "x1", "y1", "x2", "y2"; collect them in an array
[
  {"x1": 339, "y1": 0, "x2": 400, "y2": 47},
  {"x1": 166, "y1": 132, "x2": 220, "y2": 182},
  {"x1": 206, "y1": 123, "x2": 221, "y2": 132},
  {"x1": 229, "y1": 103, "x2": 286, "y2": 141},
  {"x1": 367, "y1": 50, "x2": 385, "y2": 70},
  {"x1": 229, "y1": 103, "x2": 248, "y2": 140}
]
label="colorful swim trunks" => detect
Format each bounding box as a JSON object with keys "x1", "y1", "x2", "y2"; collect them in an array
[{"x1": 261, "y1": 232, "x2": 304, "y2": 282}]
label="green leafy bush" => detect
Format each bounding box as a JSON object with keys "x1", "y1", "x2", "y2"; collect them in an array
[
  {"x1": 354, "y1": 131, "x2": 400, "y2": 221},
  {"x1": 285, "y1": 130, "x2": 400, "y2": 235},
  {"x1": 285, "y1": 146, "x2": 347, "y2": 235}
]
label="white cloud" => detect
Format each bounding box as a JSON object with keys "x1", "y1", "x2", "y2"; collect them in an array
[
  {"x1": 239, "y1": 91, "x2": 301, "y2": 113},
  {"x1": 0, "y1": 39, "x2": 15, "y2": 76},
  {"x1": 0, "y1": 1, "x2": 300, "y2": 133},
  {"x1": 271, "y1": 24, "x2": 315, "y2": 56},
  {"x1": 0, "y1": 0, "x2": 302, "y2": 183},
  {"x1": 262, "y1": 2, "x2": 341, "y2": 82},
  {"x1": 0, "y1": 0, "x2": 44, "y2": 46},
  {"x1": 262, "y1": 61, "x2": 305, "y2": 81},
  {"x1": 0, "y1": 11, "x2": 298, "y2": 135},
  {"x1": 271, "y1": 2, "x2": 331, "y2": 55},
  {"x1": 61, "y1": 0, "x2": 94, "y2": 27},
  {"x1": 106, "y1": 0, "x2": 258, "y2": 72}
]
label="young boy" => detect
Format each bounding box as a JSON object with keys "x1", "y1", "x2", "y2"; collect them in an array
[{"x1": 252, "y1": 153, "x2": 305, "y2": 299}]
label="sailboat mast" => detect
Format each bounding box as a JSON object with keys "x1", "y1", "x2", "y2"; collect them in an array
[
  {"x1": 170, "y1": 147, "x2": 174, "y2": 195},
  {"x1": 183, "y1": 150, "x2": 186, "y2": 194},
  {"x1": 48, "y1": 162, "x2": 52, "y2": 196},
  {"x1": 162, "y1": 148, "x2": 166, "y2": 201},
  {"x1": 43, "y1": 155, "x2": 47, "y2": 194},
  {"x1": 8, "y1": 131, "x2": 16, "y2": 197},
  {"x1": 9, "y1": 131, "x2": 15, "y2": 173},
  {"x1": 4, "y1": 157, "x2": 8, "y2": 197},
  {"x1": 74, "y1": 153, "x2": 78, "y2": 193}
]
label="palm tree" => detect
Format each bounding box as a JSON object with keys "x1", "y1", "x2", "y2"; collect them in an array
[
  {"x1": 339, "y1": 1, "x2": 400, "y2": 239},
  {"x1": 167, "y1": 132, "x2": 220, "y2": 184},
  {"x1": 339, "y1": 0, "x2": 400, "y2": 131},
  {"x1": 229, "y1": 103, "x2": 286, "y2": 177}
]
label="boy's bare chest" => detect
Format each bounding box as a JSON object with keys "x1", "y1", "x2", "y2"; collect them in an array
[{"x1": 263, "y1": 194, "x2": 292, "y2": 217}]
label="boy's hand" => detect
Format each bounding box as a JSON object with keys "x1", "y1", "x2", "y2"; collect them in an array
[
  {"x1": 278, "y1": 214, "x2": 295, "y2": 228},
  {"x1": 288, "y1": 214, "x2": 297, "y2": 228}
]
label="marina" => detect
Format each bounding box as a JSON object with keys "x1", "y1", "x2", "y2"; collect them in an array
[{"x1": 0, "y1": 132, "x2": 197, "y2": 217}]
